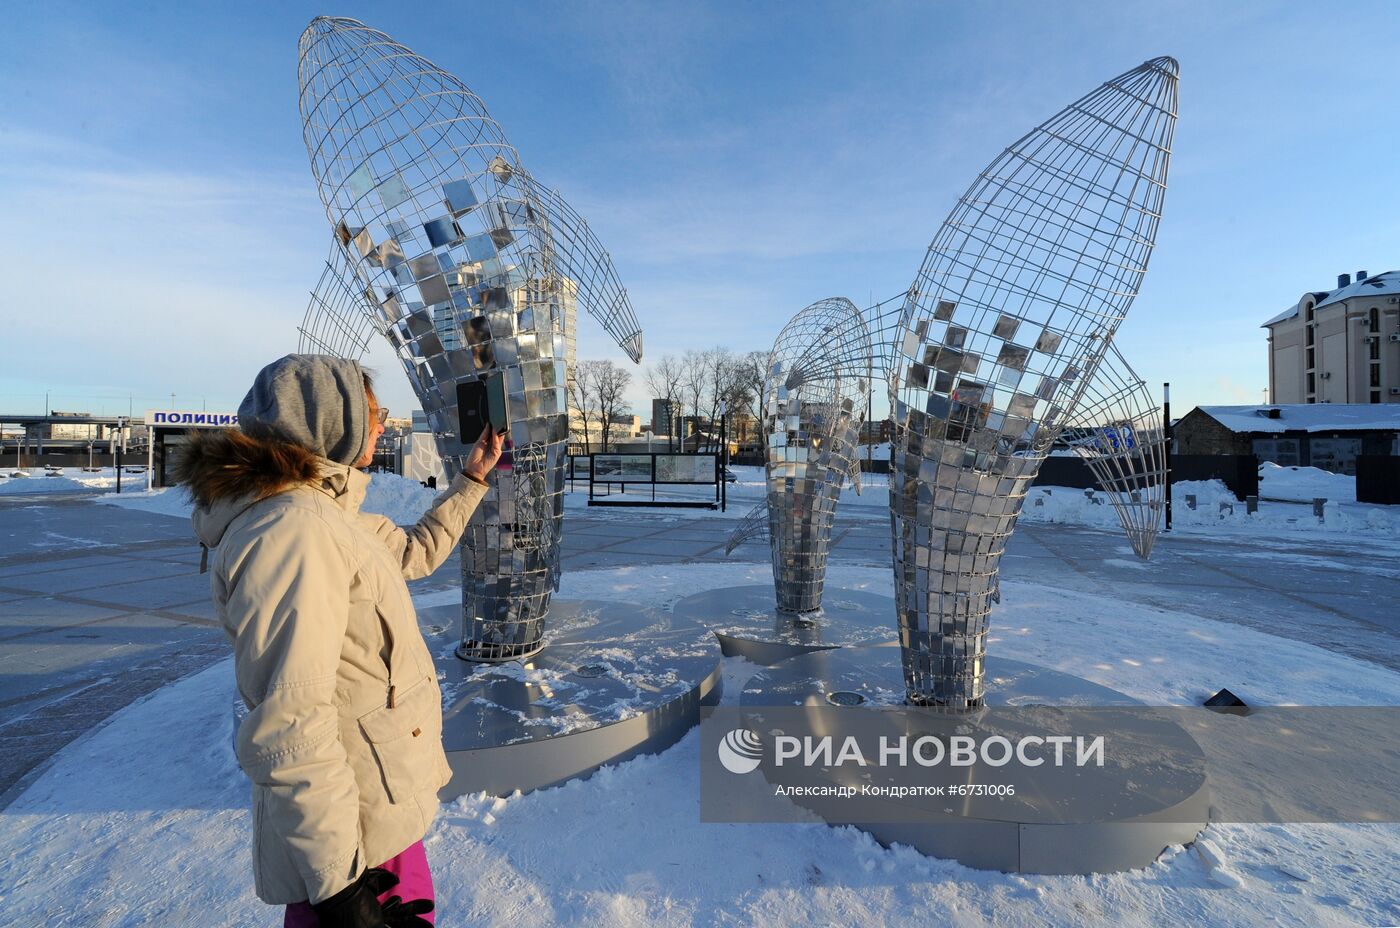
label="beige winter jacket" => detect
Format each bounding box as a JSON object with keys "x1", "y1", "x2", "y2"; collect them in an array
[{"x1": 190, "y1": 449, "x2": 485, "y2": 905}]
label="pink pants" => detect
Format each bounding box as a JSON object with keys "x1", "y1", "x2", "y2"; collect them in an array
[{"x1": 283, "y1": 840, "x2": 435, "y2": 926}]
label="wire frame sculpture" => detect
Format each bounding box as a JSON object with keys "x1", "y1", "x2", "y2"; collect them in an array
[
  {"x1": 888, "y1": 57, "x2": 1178, "y2": 708},
  {"x1": 297, "y1": 17, "x2": 643, "y2": 661},
  {"x1": 758, "y1": 297, "x2": 871, "y2": 613},
  {"x1": 297, "y1": 168, "x2": 643, "y2": 366},
  {"x1": 1061, "y1": 343, "x2": 1166, "y2": 559}
]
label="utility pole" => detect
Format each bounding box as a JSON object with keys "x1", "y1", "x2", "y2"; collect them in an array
[
  {"x1": 1163, "y1": 382, "x2": 1173, "y2": 532},
  {"x1": 719, "y1": 402, "x2": 728, "y2": 512}
]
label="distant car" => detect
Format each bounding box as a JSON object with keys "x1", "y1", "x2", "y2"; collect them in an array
[{"x1": 722, "y1": 468, "x2": 738, "y2": 483}]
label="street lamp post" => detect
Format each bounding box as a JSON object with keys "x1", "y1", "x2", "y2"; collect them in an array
[
  {"x1": 718, "y1": 401, "x2": 728, "y2": 512},
  {"x1": 115, "y1": 417, "x2": 126, "y2": 494}
]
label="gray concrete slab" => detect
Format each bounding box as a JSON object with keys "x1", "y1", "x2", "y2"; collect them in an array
[
  {"x1": 0, "y1": 597, "x2": 131, "y2": 634},
  {"x1": 0, "y1": 554, "x2": 132, "y2": 580},
  {"x1": 85, "y1": 577, "x2": 212, "y2": 611},
  {"x1": 0, "y1": 559, "x2": 193, "y2": 594}
]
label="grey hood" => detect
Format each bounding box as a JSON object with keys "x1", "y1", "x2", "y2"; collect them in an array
[{"x1": 238, "y1": 354, "x2": 369, "y2": 467}]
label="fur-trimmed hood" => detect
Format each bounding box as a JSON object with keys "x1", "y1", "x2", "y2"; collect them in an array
[{"x1": 180, "y1": 428, "x2": 368, "y2": 548}]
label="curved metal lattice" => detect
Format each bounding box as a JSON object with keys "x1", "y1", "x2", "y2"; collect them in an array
[
  {"x1": 516, "y1": 172, "x2": 643, "y2": 363},
  {"x1": 1063, "y1": 343, "x2": 1165, "y2": 559},
  {"x1": 296, "y1": 238, "x2": 379, "y2": 359},
  {"x1": 762, "y1": 297, "x2": 872, "y2": 613},
  {"x1": 888, "y1": 57, "x2": 1178, "y2": 707},
  {"x1": 299, "y1": 16, "x2": 577, "y2": 660},
  {"x1": 724, "y1": 500, "x2": 770, "y2": 555}
]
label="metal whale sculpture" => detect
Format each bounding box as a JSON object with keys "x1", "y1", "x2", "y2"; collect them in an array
[
  {"x1": 296, "y1": 16, "x2": 643, "y2": 661},
  {"x1": 888, "y1": 57, "x2": 1178, "y2": 707},
  {"x1": 725, "y1": 298, "x2": 871, "y2": 613}
]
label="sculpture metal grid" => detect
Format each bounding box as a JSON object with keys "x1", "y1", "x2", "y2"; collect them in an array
[
  {"x1": 297, "y1": 17, "x2": 642, "y2": 661},
  {"x1": 297, "y1": 239, "x2": 380, "y2": 360},
  {"x1": 1062, "y1": 344, "x2": 1165, "y2": 559},
  {"x1": 889, "y1": 58, "x2": 1177, "y2": 708},
  {"x1": 297, "y1": 168, "x2": 644, "y2": 367},
  {"x1": 761, "y1": 298, "x2": 871, "y2": 613}
]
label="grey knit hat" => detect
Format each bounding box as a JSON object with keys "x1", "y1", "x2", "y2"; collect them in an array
[{"x1": 237, "y1": 354, "x2": 369, "y2": 466}]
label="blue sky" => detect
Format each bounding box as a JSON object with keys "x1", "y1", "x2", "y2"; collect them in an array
[{"x1": 2, "y1": 0, "x2": 1397, "y2": 419}]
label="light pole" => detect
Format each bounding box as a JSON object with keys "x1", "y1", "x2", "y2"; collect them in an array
[
  {"x1": 718, "y1": 401, "x2": 728, "y2": 512},
  {"x1": 1163, "y1": 382, "x2": 1173, "y2": 532},
  {"x1": 114, "y1": 418, "x2": 125, "y2": 493}
]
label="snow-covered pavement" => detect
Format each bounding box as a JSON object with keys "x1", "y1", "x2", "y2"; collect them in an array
[
  {"x1": 1, "y1": 470, "x2": 1397, "y2": 925},
  {"x1": 1, "y1": 562, "x2": 1397, "y2": 926}
]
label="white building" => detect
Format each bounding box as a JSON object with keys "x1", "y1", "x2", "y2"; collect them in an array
[{"x1": 1262, "y1": 270, "x2": 1400, "y2": 405}]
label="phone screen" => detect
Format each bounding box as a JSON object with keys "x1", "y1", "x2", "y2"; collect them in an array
[
  {"x1": 485, "y1": 375, "x2": 508, "y2": 432},
  {"x1": 456, "y1": 380, "x2": 487, "y2": 444}
]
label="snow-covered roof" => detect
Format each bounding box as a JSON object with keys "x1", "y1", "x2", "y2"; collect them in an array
[
  {"x1": 1315, "y1": 270, "x2": 1400, "y2": 311},
  {"x1": 1195, "y1": 404, "x2": 1400, "y2": 434},
  {"x1": 1260, "y1": 272, "x2": 1398, "y2": 327},
  {"x1": 1260, "y1": 304, "x2": 1298, "y2": 327}
]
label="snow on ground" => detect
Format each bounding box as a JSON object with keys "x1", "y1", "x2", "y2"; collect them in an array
[
  {"x1": 93, "y1": 464, "x2": 1400, "y2": 543},
  {"x1": 1258, "y1": 462, "x2": 1357, "y2": 504},
  {"x1": 2, "y1": 560, "x2": 1398, "y2": 927},
  {"x1": 1017, "y1": 478, "x2": 1399, "y2": 539},
  {"x1": 0, "y1": 466, "x2": 144, "y2": 495},
  {"x1": 96, "y1": 471, "x2": 438, "y2": 525}
]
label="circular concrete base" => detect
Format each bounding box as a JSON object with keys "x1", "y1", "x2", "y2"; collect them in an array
[
  {"x1": 740, "y1": 647, "x2": 1209, "y2": 874},
  {"x1": 420, "y1": 599, "x2": 722, "y2": 799},
  {"x1": 671, "y1": 585, "x2": 897, "y2": 665}
]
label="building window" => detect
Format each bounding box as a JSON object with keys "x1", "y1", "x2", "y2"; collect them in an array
[
  {"x1": 1372, "y1": 390, "x2": 1382, "y2": 404},
  {"x1": 1371, "y1": 364, "x2": 1382, "y2": 387},
  {"x1": 1371, "y1": 339, "x2": 1381, "y2": 361},
  {"x1": 1307, "y1": 372, "x2": 1316, "y2": 394},
  {"x1": 1370, "y1": 307, "x2": 1380, "y2": 331},
  {"x1": 1307, "y1": 347, "x2": 1315, "y2": 368},
  {"x1": 1306, "y1": 325, "x2": 1314, "y2": 346}
]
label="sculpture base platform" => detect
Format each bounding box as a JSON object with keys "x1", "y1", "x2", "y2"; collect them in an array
[
  {"x1": 671, "y1": 585, "x2": 897, "y2": 665},
  {"x1": 739, "y1": 647, "x2": 1209, "y2": 874},
  {"x1": 420, "y1": 599, "x2": 722, "y2": 799}
]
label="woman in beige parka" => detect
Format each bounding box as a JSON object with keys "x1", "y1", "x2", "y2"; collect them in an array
[{"x1": 181, "y1": 354, "x2": 502, "y2": 928}]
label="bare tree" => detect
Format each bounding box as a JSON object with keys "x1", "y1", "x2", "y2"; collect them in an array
[
  {"x1": 567, "y1": 361, "x2": 598, "y2": 455},
  {"x1": 738, "y1": 350, "x2": 768, "y2": 416},
  {"x1": 680, "y1": 348, "x2": 709, "y2": 451},
  {"x1": 644, "y1": 354, "x2": 683, "y2": 451},
  {"x1": 594, "y1": 360, "x2": 632, "y2": 453},
  {"x1": 716, "y1": 353, "x2": 761, "y2": 446}
]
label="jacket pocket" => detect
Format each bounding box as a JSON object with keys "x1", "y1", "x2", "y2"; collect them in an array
[{"x1": 356, "y1": 674, "x2": 440, "y2": 805}]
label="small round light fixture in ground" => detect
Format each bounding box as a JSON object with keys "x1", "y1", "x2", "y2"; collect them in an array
[{"x1": 826, "y1": 691, "x2": 866, "y2": 706}]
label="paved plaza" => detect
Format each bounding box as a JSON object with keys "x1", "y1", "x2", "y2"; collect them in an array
[{"x1": 1, "y1": 487, "x2": 1396, "y2": 807}]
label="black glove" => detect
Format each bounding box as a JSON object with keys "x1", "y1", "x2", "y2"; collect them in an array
[
  {"x1": 311, "y1": 868, "x2": 434, "y2": 928},
  {"x1": 382, "y1": 893, "x2": 435, "y2": 927},
  {"x1": 312, "y1": 868, "x2": 395, "y2": 928}
]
